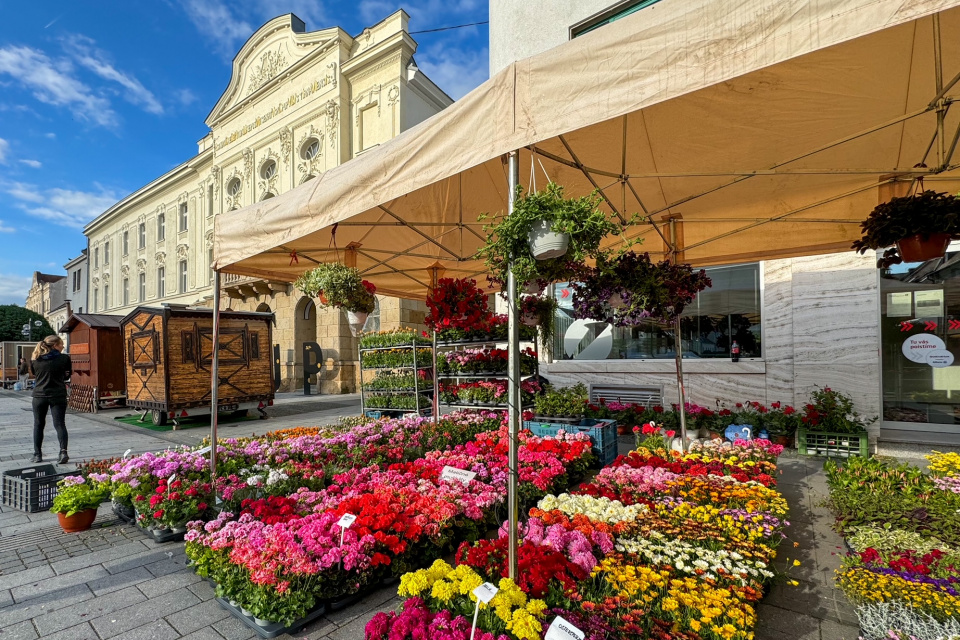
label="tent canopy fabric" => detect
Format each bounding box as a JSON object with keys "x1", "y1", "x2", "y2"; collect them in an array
[{"x1": 215, "y1": 0, "x2": 960, "y2": 300}]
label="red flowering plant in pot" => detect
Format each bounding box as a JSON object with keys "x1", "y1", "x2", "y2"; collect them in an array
[
  {"x1": 425, "y1": 278, "x2": 491, "y2": 339},
  {"x1": 761, "y1": 401, "x2": 801, "y2": 447},
  {"x1": 852, "y1": 189, "x2": 960, "y2": 267}
]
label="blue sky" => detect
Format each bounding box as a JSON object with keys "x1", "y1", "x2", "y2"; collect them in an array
[{"x1": 0, "y1": 1, "x2": 489, "y2": 305}]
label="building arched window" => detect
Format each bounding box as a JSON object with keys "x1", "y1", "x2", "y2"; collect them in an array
[
  {"x1": 301, "y1": 138, "x2": 320, "y2": 161},
  {"x1": 260, "y1": 159, "x2": 277, "y2": 180},
  {"x1": 227, "y1": 178, "x2": 241, "y2": 197}
]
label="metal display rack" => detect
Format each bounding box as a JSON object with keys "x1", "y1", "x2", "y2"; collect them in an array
[
  {"x1": 434, "y1": 338, "x2": 538, "y2": 411},
  {"x1": 358, "y1": 338, "x2": 433, "y2": 417}
]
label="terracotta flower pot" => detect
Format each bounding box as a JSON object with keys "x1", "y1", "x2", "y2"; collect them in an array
[
  {"x1": 617, "y1": 424, "x2": 633, "y2": 436},
  {"x1": 772, "y1": 434, "x2": 794, "y2": 448},
  {"x1": 57, "y1": 508, "x2": 97, "y2": 533},
  {"x1": 896, "y1": 232, "x2": 951, "y2": 263},
  {"x1": 708, "y1": 431, "x2": 724, "y2": 441}
]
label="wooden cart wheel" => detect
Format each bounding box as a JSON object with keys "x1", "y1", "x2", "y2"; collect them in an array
[{"x1": 151, "y1": 410, "x2": 167, "y2": 426}]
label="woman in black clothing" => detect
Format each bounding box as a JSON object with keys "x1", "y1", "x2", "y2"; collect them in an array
[{"x1": 30, "y1": 335, "x2": 71, "y2": 464}]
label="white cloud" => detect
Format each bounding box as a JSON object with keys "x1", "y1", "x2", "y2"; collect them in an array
[
  {"x1": 44, "y1": 132, "x2": 56, "y2": 139},
  {"x1": 67, "y1": 35, "x2": 164, "y2": 115},
  {"x1": 18, "y1": 159, "x2": 42, "y2": 169},
  {"x1": 175, "y1": 88, "x2": 199, "y2": 106},
  {"x1": 0, "y1": 273, "x2": 32, "y2": 305},
  {"x1": 416, "y1": 44, "x2": 488, "y2": 100},
  {"x1": 0, "y1": 221, "x2": 14, "y2": 232},
  {"x1": 4, "y1": 181, "x2": 117, "y2": 229},
  {"x1": 178, "y1": 0, "x2": 254, "y2": 57},
  {"x1": 0, "y1": 138, "x2": 8, "y2": 164},
  {"x1": 0, "y1": 45, "x2": 116, "y2": 127}
]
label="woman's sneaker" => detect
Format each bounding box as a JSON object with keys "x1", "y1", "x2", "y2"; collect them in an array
[
  {"x1": 58, "y1": 450, "x2": 69, "y2": 464},
  {"x1": 31, "y1": 453, "x2": 42, "y2": 463}
]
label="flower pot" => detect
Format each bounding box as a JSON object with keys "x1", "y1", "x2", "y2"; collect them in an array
[
  {"x1": 617, "y1": 424, "x2": 633, "y2": 436},
  {"x1": 527, "y1": 219, "x2": 569, "y2": 260},
  {"x1": 254, "y1": 617, "x2": 274, "y2": 627},
  {"x1": 57, "y1": 508, "x2": 97, "y2": 533},
  {"x1": 240, "y1": 607, "x2": 253, "y2": 617},
  {"x1": 708, "y1": 431, "x2": 724, "y2": 441},
  {"x1": 521, "y1": 311, "x2": 539, "y2": 327},
  {"x1": 772, "y1": 434, "x2": 794, "y2": 448},
  {"x1": 896, "y1": 232, "x2": 951, "y2": 263},
  {"x1": 170, "y1": 523, "x2": 188, "y2": 534},
  {"x1": 346, "y1": 310, "x2": 369, "y2": 336}
]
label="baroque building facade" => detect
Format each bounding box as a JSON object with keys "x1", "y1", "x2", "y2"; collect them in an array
[{"x1": 83, "y1": 11, "x2": 449, "y2": 392}]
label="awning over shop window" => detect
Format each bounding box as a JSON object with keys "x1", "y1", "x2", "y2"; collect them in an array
[{"x1": 215, "y1": 0, "x2": 960, "y2": 299}]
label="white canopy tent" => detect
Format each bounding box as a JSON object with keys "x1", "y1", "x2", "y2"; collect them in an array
[{"x1": 210, "y1": 0, "x2": 960, "y2": 578}]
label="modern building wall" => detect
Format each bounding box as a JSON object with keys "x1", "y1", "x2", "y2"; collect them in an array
[
  {"x1": 541, "y1": 252, "x2": 884, "y2": 443},
  {"x1": 82, "y1": 10, "x2": 452, "y2": 393},
  {"x1": 490, "y1": 0, "x2": 647, "y2": 73}
]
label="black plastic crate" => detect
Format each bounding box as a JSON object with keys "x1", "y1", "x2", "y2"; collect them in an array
[{"x1": 2, "y1": 464, "x2": 70, "y2": 513}]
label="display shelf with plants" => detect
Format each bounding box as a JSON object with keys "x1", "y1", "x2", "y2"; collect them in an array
[
  {"x1": 435, "y1": 342, "x2": 539, "y2": 412},
  {"x1": 796, "y1": 387, "x2": 875, "y2": 458},
  {"x1": 359, "y1": 334, "x2": 433, "y2": 417}
]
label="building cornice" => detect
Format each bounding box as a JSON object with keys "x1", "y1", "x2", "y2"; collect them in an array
[{"x1": 84, "y1": 148, "x2": 213, "y2": 235}]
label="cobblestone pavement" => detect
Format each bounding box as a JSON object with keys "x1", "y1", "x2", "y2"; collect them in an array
[{"x1": 0, "y1": 391, "x2": 861, "y2": 639}]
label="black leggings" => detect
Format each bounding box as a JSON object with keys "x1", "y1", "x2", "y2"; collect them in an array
[{"x1": 33, "y1": 398, "x2": 68, "y2": 455}]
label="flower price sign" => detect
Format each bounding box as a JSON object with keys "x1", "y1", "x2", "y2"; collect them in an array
[
  {"x1": 469, "y1": 582, "x2": 499, "y2": 640},
  {"x1": 545, "y1": 616, "x2": 585, "y2": 640},
  {"x1": 337, "y1": 513, "x2": 357, "y2": 528},
  {"x1": 440, "y1": 465, "x2": 477, "y2": 484}
]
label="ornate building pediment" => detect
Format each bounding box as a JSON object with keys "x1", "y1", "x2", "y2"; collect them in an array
[{"x1": 205, "y1": 15, "x2": 340, "y2": 129}]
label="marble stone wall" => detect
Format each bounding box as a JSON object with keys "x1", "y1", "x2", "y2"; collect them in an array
[{"x1": 540, "y1": 251, "x2": 883, "y2": 442}]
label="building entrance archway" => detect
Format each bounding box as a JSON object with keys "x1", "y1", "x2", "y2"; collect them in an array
[{"x1": 294, "y1": 297, "x2": 317, "y2": 390}]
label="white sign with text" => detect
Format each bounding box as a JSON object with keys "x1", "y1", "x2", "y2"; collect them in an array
[
  {"x1": 441, "y1": 466, "x2": 477, "y2": 484},
  {"x1": 545, "y1": 617, "x2": 585, "y2": 640}
]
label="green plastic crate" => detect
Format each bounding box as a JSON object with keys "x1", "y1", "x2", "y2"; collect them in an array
[{"x1": 797, "y1": 428, "x2": 869, "y2": 458}]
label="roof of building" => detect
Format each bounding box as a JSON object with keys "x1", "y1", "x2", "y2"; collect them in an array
[
  {"x1": 63, "y1": 313, "x2": 125, "y2": 333},
  {"x1": 34, "y1": 272, "x2": 66, "y2": 284}
]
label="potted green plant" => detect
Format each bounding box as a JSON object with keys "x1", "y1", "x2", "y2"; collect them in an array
[
  {"x1": 852, "y1": 190, "x2": 960, "y2": 266},
  {"x1": 51, "y1": 475, "x2": 110, "y2": 533},
  {"x1": 519, "y1": 295, "x2": 558, "y2": 342},
  {"x1": 294, "y1": 263, "x2": 377, "y2": 335},
  {"x1": 478, "y1": 182, "x2": 623, "y2": 289}
]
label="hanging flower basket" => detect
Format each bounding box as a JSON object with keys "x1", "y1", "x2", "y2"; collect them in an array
[
  {"x1": 851, "y1": 190, "x2": 960, "y2": 268},
  {"x1": 294, "y1": 264, "x2": 376, "y2": 317},
  {"x1": 346, "y1": 310, "x2": 369, "y2": 336},
  {"x1": 521, "y1": 311, "x2": 539, "y2": 327},
  {"x1": 477, "y1": 181, "x2": 622, "y2": 290},
  {"x1": 527, "y1": 219, "x2": 569, "y2": 260},
  {"x1": 896, "y1": 232, "x2": 952, "y2": 263}
]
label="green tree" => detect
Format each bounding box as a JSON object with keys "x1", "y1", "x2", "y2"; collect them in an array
[{"x1": 0, "y1": 305, "x2": 56, "y2": 343}]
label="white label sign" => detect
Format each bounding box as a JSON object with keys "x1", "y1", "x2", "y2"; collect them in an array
[
  {"x1": 545, "y1": 616, "x2": 585, "y2": 640},
  {"x1": 472, "y1": 582, "x2": 498, "y2": 604},
  {"x1": 168, "y1": 474, "x2": 176, "y2": 484},
  {"x1": 887, "y1": 292, "x2": 913, "y2": 317},
  {"x1": 441, "y1": 466, "x2": 477, "y2": 484},
  {"x1": 195, "y1": 446, "x2": 212, "y2": 455},
  {"x1": 123, "y1": 448, "x2": 133, "y2": 459},
  {"x1": 902, "y1": 333, "x2": 946, "y2": 363},
  {"x1": 928, "y1": 350, "x2": 956, "y2": 368},
  {"x1": 915, "y1": 290, "x2": 945, "y2": 318},
  {"x1": 337, "y1": 513, "x2": 357, "y2": 528}
]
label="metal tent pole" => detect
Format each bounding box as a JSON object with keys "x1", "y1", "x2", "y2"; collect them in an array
[
  {"x1": 674, "y1": 313, "x2": 688, "y2": 450},
  {"x1": 506, "y1": 150, "x2": 520, "y2": 581},
  {"x1": 210, "y1": 270, "x2": 221, "y2": 479},
  {"x1": 431, "y1": 267, "x2": 440, "y2": 424}
]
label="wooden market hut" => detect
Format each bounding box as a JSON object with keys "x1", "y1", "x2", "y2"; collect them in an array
[
  {"x1": 63, "y1": 313, "x2": 125, "y2": 412},
  {"x1": 120, "y1": 305, "x2": 275, "y2": 425}
]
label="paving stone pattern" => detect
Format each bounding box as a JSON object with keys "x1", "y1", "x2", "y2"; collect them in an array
[{"x1": 0, "y1": 392, "x2": 862, "y2": 639}]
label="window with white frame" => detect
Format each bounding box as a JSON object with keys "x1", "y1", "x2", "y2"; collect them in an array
[
  {"x1": 157, "y1": 267, "x2": 165, "y2": 297},
  {"x1": 179, "y1": 202, "x2": 188, "y2": 232},
  {"x1": 138, "y1": 272, "x2": 146, "y2": 301},
  {"x1": 179, "y1": 259, "x2": 188, "y2": 293},
  {"x1": 93, "y1": 288, "x2": 98, "y2": 311},
  {"x1": 157, "y1": 212, "x2": 165, "y2": 241},
  {"x1": 122, "y1": 278, "x2": 129, "y2": 306},
  {"x1": 103, "y1": 284, "x2": 109, "y2": 309},
  {"x1": 138, "y1": 222, "x2": 146, "y2": 249},
  {"x1": 122, "y1": 231, "x2": 129, "y2": 256},
  {"x1": 104, "y1": 242, "x2": 110, "y2": 265}
]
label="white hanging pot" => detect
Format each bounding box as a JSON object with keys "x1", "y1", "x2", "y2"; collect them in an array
[
  {"x1": 521, "y1": 311, "x2": 539, "y2": 327},
  {"x1": 608, "y1": 293, "x2": 625, "y2": 309},
  {"x1": 346, "y1": 310, "x2": 368, "y2": 336},
  {"x1": 527, "y1": 220, "x2": 569, "y2": 261},
  {"x1": 523, "y1": 281, "x2": 542, "y2": 294}
]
